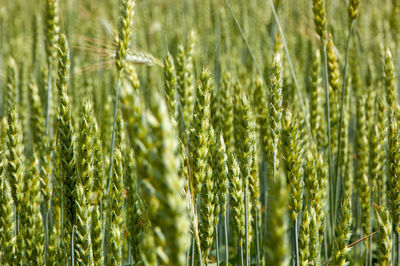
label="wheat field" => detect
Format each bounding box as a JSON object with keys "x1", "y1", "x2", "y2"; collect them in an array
[{"x1": 0, "y1": 0, "x2": 399, "y2": 265}]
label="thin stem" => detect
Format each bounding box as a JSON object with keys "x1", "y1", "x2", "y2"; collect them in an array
[
  {"x1": 334, "y1": 174, "x2": 342, "y2": 236},
  {"x1": 106, "y1": 75, "x2": 121, "y2": 198},
  {"x1": 391, "y1": 231, "x2": 395, "y2": 266},
  {"x1": 191, "y1": 237, "x2": 195, "y2": 266},
  {"x1": 294, "y1": 219, "x2": 299, "y2": 266},
  {"x1": 224, "y1": 212, "x2": 229, "y2": 266},
  {"x1": 44, "y1": 211, "x2": 48, "y2": 262},
  {"x1": 186, "y1": 237, "x2": 190, "y2": 266},
  {"x1": 45, "y1": 63, "x2": 52, "y2": 136},
  {"x1": 70, "y1": 226, "x2": 75, "y2": 266},
  {"x1": 255, "y1": 210, "x2": 260, "y2": 266},
  {"x1": 244, "y1": 181, "x2": 249, "y2": 266},
  {"x1": 193, "y1": 194, "x2": 204, "y2": 266},
  {"x1": 191, "y1": 194, "x2": 204, "y2": 266},
  {"x1": 356, "y1": 197, "x2": 360, "y2": 262},
  {"x1": 368, "y1": 230, "x2": 372, "y2": 266},
  {"x1": 240, "y1": 241, "x2": 244, "y2": 266},
  {"x1": 216, "y1": 222, "x2": 220, "y2": 265},
  {"x1": 368, "y1": 191, "x2": 373, "y2": 266},
  {"x1": 334, "y1": 24, "x2": 352, "y2": 227},
  {"x1": 273, "y1": 148, "x2": 277, "y2": 182},
  {"x1": 323, "y1": 229, "x2": 328, "y2": 262},
  {"x1": 60, "y1": 185, "x2": 65, "y2": 263},
  {"x1": 262, "y1": 159, "x2": 268, "y2": 262},
  {"x1": 128, "y1": 241, "x2": 132, "y2": 265},
  {"x1": 322, "y1": 42, "x2": 334, "y2": 244},
  {"x1": 397, "y1": 232, "x2": 400, "y2": 266},
  {"x1": 45, "y1": 205, "x2": 51, "y2": 263}
]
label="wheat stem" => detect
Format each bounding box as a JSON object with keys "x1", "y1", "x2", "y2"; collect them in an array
[
  {"x1": 396, "y1": 231, "x2": 399, "y2": 266},
  {"x1": 106, "y1": 76, "x2": 120, "y2": 204},
  {"x1": 216, "y1": 223, "x2": 220, "y2": 265},
  {"x1": 240, "y1": 241, "x2": 244, "y2": 266},
  {"x1": 335, "y1": 24, "x2": 352, "y2": 228},
  {"x1": 322, "y1": 42, "x2": 334, "y2": 245},
  {"x1": 244, "y1": 183, "x2": 249, "y2": 266},
  {"x1": 191, "y1": 236, "x2": 195, "y2": 266},
  {"x1": 255, "y1": 209, "x2": 260, "y2": 266},
  {"x1": 225, "y1": 211, "x2": 229, "y2": 266},
  {"x1": 294, "y1": 219, "x2": 299, "y2": 266}
]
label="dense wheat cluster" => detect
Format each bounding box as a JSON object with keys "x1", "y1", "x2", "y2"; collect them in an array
[{"x1": 1, "y1": 0, "x2": 400, "y2": 265}]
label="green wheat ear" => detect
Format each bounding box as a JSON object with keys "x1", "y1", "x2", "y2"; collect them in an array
[
  {"x1": 332, "y1": 195, "x2": 352, "y2": 265},
  {"x1": 164, "y1": 53, "x2": 179, "y2": 124},
  {"x1": 375, "y1": 204, "x2": 392, "y2": 265},
  {"x1": 56, "y1": 33, "x2": 76, "y2": 260},
  {"x1": 91, "y1": 205, "x2": 103, "y2": 265},
  {"x1": 176, "y1": 31, "x2": 196, "y2": 128},
  {"x1": 314, "y1": 149, "x2": 328, "y2": 251},
  {"x1": 310, "y1": 49, "x2": 326, "y2": 147},
  {"x1": 326, "y1": 34, "x2": 340, "y2": 157},
  {"x1": 0, "y1": 176, "x2": 16, "y2": 264},
  {"x1": 387, "y1": 121, "x2": 400, "y2": 234},
  {"x1": 268, "y1": 49, "x2": 284, "y2": 178},
  {"x1": 265, "y1": 173, "x2": 289, "y2": 266},
  {"x1": 254, "y1": 76, "x2": 270, "y2": 161},
  {"x1": 140, "y1": 230, "x2": 157, "y2": 265},
  {"x1": 215, "y1": 133, "x2": 229, "y2": 216},
  {"x1": 228, "y1": 152, "x2": 245, "y2": 241},
  {"x1": 44, "y1": 0, "x2": 59, "y2": 64},
  {"x1": 384, "y1": 49, "x2": 400, "y2": 234},
  {"x1": 6, "y1": 57, "x2": 26, "y2": 263},
  {"x1": 135, "y1": 93, "x2": 190, "y2": 265},
  {"x1": 385, "y1": 48, "x2": 399, "y2": 121},
  {"x1": 124, "y1": 149, "x2": 142, "y2": 263},
  {"x1": 348, "y1": 0, "x2": 360, "y2": 26},
  {"x1": 74, "y1": 100, "x2": 96, "y2": 265},
  {"x1": 234, "y1": 91, "x2": 256, "y2": 188},
  {"x1": 74, "y1": 177, "x2": 92, "y2": 265},
  {"x1": 91, "y1": 120, "x2": 104, "y2": 207},
  {"x1": 200, "y1": 125, "x2": 215, "y2": 263},
  {"x1": 29, "y1": 75, "x2": 52, "y2": 214},
  {"x1": 308, "y1": 208, "x2": 319, "y2": 265},
  {"x1": 6, "y1": 58, "x2": 23, "y2": 208},
  {"x1": 305, "y1": 148, "x2": 319, "y2": 212},
  {"x1": 233, "y1": 91, "x2": 256, "y2": 248},
  {"x1": 299, "y1": 205, "x2": 310, "y2": 266},
  {"x1": 190, "y1": 69, "x2": 212, "y2": 196},
  {"x1": 78, "y1": 100, "x2": 95, "y2": 204},
  {"x1": 23, "y1": 154, "x2": 44, "y2": 264},
  {"x1": 0, "y1": 148, "x2": 16, "y2": 264},
  {"x1": 115, "y1": 0, "x2": 135, "y2": 72},
  {"x1": 281, "y1": 109, "x2": 303, "y2": 221},
  {"x1": 312, "y1": 0, "x2": 327, "y2": 42},
  {"x1": 28, "y1": 79, "x2": 45, "y2": 151}
]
